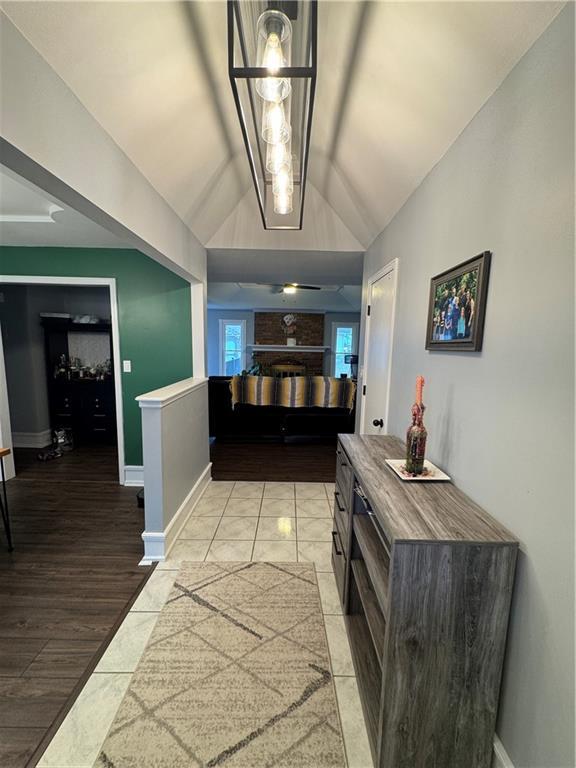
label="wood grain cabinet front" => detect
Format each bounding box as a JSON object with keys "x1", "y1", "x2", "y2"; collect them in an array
[
  {"x1": 335, "y1": 443, "x2": 353, "y2": 500},
  {"x1": 334, "y1": 434, "x2": 518, "y2": 768},
  {"x1": 331, "y1": 515, "x2": 347, "y2": 605},
  {"x1": 333, "y1": 485, "x2": 349, "y2": 537}
]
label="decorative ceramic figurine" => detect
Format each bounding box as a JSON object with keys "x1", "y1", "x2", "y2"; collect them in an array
[
  {"x1": 282, "y1": 313, "x2": 297, "y2": 346},
  {"x1": 406, "y1": 376, "x2": 427, "y2": 475},
  {"x1": 281, "y1": 313, "x2": 297, "y2": 335}
]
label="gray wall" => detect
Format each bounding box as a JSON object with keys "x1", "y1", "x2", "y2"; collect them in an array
[
  {"x1": 359, "y1": 8, "x2": 574, "y2": 766},
  {"x1": 0, "y1": 284, "x2": 110, "y2": 435},
  {"x1": 207, "y1": 309, "x2": 255, "y2": 376},
  {"x1": 323, "y1": 312, "x2": 360, "y2": 376}
]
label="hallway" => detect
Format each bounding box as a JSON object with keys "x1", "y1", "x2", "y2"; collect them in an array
[{"x1": 0, "y1": 1, "x2": 572, "y2": 765}]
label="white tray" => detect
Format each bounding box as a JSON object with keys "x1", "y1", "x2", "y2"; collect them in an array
[{"x1": 385, "y1": 458, "x2": 451, "y2": 482}]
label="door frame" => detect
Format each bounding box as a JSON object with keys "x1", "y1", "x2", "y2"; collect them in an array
[
  {"x1": 360, "y1": 258, "x2": 399, "y2": 434},
  {"x1": 0, "y1": 275, "x2": 125, "y2": 484},
  {"x1": 218, "y1": 318, "x2": 247, "y2": 375},
  {"x1": 330, "y1": 321, "x2": 359, "y2": 377}
]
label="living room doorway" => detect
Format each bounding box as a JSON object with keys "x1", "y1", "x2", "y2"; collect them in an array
[{"x1": 206, "y1": 281, "x2": 362, "y2": 480}]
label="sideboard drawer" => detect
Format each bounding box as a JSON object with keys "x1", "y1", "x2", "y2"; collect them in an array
[
  {"x1": 336, "y1": 441, "x2": 353, "y2": 496},
  {"x1": 331, "y1": 517, "x2": 347, "y2": 606},
  {"x1": 334, "y1": 483, "x2": 349, "y2": 536}
]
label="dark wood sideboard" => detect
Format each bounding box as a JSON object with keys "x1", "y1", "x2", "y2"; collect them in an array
[
  {"x1": 42, "y1": 318, "x2": 117, "y2": 445},
  {"x1": 331, "y1": 434, "x2": 518, "y2": 768}
]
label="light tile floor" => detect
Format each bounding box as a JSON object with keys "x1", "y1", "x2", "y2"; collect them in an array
[{"x1": 37, "y1": 481, "x2": 374, "y2": 768}]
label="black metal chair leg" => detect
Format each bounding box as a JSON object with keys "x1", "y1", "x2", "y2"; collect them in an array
[{"x1": 0, "y1": 457, "x2": 13, "y2": 552}]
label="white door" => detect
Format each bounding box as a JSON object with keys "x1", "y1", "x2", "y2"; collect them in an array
[{"x1": 361, "y1": 261, "x2": 397, "y2": 434}]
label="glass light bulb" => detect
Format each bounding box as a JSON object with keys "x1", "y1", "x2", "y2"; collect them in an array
[
  {"x1": 283, "y1": 285, "x2": 297, "y2": 294},
  {"x1": 266, "y1": 141, "x2": 291, "y2": 174},
  {"x1": 272, "y1": 166, "x2": 293, "y2": 195},
  {"x1": 263, "y1": 32, "x2": 282, "y2": 74},
  {"x1": 274, "y1": 190, "x2": 293, "y2": 215},
  {"x1": 257, "y1": 76, "x2": 291, "y2": 102},
  {"x1": 255, "y1": 10, "x2": 292, "y2": 102},
  {"x1": 262, "y1": 101, "x2": 290, "y2": 145}
]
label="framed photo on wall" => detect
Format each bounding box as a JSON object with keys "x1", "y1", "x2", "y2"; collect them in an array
[{"x1": 425, "y1": 251, "x2": 492, "y2": 351}]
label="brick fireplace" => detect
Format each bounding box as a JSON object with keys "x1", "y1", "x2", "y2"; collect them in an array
[{"x1": 252, "y1": 312, "x2": 325, "y2": 375}]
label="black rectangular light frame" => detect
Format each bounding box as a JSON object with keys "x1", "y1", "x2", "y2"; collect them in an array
[{"x1": 227, "y1": 0, "x2": 317, "y2": 230}]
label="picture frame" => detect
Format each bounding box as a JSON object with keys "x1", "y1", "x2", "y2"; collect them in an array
[{"x1": 425, "y1": 251, "x2": 492, "y2": 352}]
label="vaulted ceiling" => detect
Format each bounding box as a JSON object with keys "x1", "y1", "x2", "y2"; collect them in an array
[{"x1": 1, "y1": 1, "x2": 564, "y2": 252}]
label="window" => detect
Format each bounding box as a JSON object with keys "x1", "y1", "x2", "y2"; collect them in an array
[
  {"x1": 331, "y1": 322, "x2": 359, "y2": 378},
  {"x1": 219, "y1": 320, "x2": 246, "y2": 376}
]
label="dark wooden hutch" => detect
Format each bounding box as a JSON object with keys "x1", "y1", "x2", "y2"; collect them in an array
[{"x1": 42, "y1": 318, "x2": 117, "y2": 445}]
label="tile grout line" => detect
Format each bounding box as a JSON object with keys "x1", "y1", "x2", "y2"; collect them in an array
[
  {"x1": 203, "y1": 501, "x2": 225, "y2": 561},
  {"x1": 249, "y1": 492, "x2": 263, "y2": 561},
  {"x1": 93, "y1": 670, "x2": 134, "y2": 676},
  {"x1": 295, "y1": 497, "x2": 299, "y2": 555},
  {"x1": 127, "y1": 610, "x2": 162, "y2": 614}
]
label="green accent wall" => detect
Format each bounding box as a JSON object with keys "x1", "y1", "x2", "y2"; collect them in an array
[{"x1": 0, "y1": 247, "x2": 192, "y2": 465}]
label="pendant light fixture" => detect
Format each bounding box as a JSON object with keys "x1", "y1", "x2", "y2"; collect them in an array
[{"x1": 228, "y1": 1, "x2": 317, "y2": 230}]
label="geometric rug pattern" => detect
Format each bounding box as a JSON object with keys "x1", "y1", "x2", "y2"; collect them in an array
[{"x1": 95, "y1": 562, "x2": 347, "y2": 767}]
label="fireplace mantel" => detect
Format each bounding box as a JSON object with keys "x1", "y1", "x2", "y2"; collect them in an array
[{"x1": 248, "y1": 345, "x2": 329, "y2": 353}]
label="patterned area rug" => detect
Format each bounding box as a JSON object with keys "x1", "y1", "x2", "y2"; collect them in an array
[{"x1": 95, "y1": 562, "x2": 347, "y2": 767}]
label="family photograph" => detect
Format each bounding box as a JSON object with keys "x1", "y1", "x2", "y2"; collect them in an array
[{"x1": 431, "y1": 268, "x2": 478, "y2": 341}]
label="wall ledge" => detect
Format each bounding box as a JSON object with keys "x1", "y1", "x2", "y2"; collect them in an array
[
  {"x1": 248, "y1": 345, "x2": 330, "y2": 352},
  {"x1": 136, "y1": 377, "x2": 208, "y2": 409}
]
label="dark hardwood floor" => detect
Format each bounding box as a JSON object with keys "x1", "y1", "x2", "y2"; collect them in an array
[
  {"x1": 0, "y1": 446, "x2": 151, "y2": 768},
  {"x1": 12, "y1": 444, "x2": 119, "y2": 482},
  {"x1": 210, "y1": 440, "x2": 338, "y2": 482}
]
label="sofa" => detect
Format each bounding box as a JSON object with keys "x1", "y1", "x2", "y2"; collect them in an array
[{"x1": 209, "y1": 376, "x2": 356, "y2": 443}]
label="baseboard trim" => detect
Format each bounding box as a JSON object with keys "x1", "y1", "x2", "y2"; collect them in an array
[
  {"x1": 493, "y1": 736, "x2": 515, "y2": 768},
  {"x1": 12, "y1": 429, "x2": 52, "y2": 449},
  {"x1": 139, "y1": 462, "x2": 212, "y2": 564},
  {"x1": 124, "y1": 465, "x2": 144, "y2": 486}
]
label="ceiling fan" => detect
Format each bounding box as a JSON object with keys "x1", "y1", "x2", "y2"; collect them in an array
[
  {"x1": 237, "y1": 282, "x2": 339, "y2": 294},
  {"x1": 280, "y1": 283, "x2": 320, "y2": 294}
]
